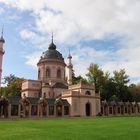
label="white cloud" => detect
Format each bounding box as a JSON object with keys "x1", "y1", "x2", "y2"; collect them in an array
[
  {"x1": 69, "y1": 45, "x2": 110, "y2": 77},
  {"x1": 0, "y1": 7, "x2": 4, "y2": 14},
  {"x1": 1, "y1": 0, "x2": 140, "y2": 83},
  {"x1": 20, "y1": 29, "x2": 51, "y2": 50},
  {"x1": 25, "y1": 52, "x2": 41, "y2": 68},
  {"x1": 0, "y1": 0, "x2": 47, "y2": 13},
  {"x1": 20, "y1": 29, "x2": 36, "y2": 40}
]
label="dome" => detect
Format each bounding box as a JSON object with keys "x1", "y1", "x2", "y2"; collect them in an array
[
  {"x1": 48, "y1": 42, "x2": 56, "y2": 50},
  {"x1": 40, "y1": 41, "x2": 64, "y2": 61}
]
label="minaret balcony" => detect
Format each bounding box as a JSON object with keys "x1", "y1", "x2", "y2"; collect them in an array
[{"x1": 0, "y1": 49, "x2": 4, "y2": 54}]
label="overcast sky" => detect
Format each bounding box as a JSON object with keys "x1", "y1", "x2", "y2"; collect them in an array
[{"x1": 0, "y1": 0, "x2": 140, "y2": 84}]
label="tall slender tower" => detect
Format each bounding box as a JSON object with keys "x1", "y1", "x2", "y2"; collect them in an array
[
  {"x1": 0, "y1": 28, "x2": 5, "y2": 87},
  {"x1": 67, "y1": 50, "x2": 73, "y2": 85}
]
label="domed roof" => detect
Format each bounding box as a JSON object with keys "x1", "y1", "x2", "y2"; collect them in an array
[
  {"x1": 48, "y1": 42, "x2": 56, "y2": 50},
  {"x1": 40, "y1": 40, "x2": 64, "y2": 61}
]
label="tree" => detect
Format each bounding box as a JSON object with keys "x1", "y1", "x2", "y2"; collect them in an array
[
  {"x1": 109, "y1": 95, "x2": 119, "y2": 102},
  {"x1": 113, "y1": 69, "x2": 131, "y2": 101},
  {"x1": 86, "y1": 63, "x2": 105, "y2": 93},
  {"x1": 101, "y1": 77, "x2": 116, "y2": 101},
  {"x1": 2, "y1": 74, "x2": 24, "y2": 96},
  {"x1": 72, "y1": 69, "x2": 88, "y2": 84},
  {"x1": 86, "y1": 64, "x2": 133, "y2": 102},
  {"x1": 128, "y1": 84, "x2": 140, "y2": 102},
  {"x1": 113, "y1": 69, "x2": 129, "y2": 86},
  {"x1": 4, "y1": 74, "x2": 17, "y2": 87}
]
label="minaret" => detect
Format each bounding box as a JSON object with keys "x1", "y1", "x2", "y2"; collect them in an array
[
  {"x1": 67, "y1": 49, "x2": 73, "y2": 85},
  {"x1": 0, "y1": 28, "x2": 5, "y2": 87}
]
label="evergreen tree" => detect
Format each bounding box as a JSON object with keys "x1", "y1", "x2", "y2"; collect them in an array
[{"x1": 113, "y1": 69, "x2": 131, "y2": 101}]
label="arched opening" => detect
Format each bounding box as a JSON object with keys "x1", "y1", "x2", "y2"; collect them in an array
[
  {"x1": 121, "y1": 105, "x2": 124, "y2": 115},
  {"x1": 118, "y1": 107, "x2": 120, "y2": 114},
  {"x1": 56, "y1": 105, "x2": 62, "y2": 116},
  {"x1": 42, "y1": 104, "x2": 47, "y2": 116},
  {"x1": 31, "y1": 105, "x2": 37, "y2": 116},
  {"x1": 138, "y1": 107, "x2": 140, "y2": 113},
  {"x1": 56, "y1": 99, "x2": 63, "y2": 117},
  {"x1": 109, "y1": 107, "x2": 112, "y2": 114},
  {"x1": 85, "y1": 91, "x2": 91, "y2": 95},
  {"x1": 11, "y1": 105, "x2": 18, "y2": 116},
  {"x1": 125, "y1": 106, "x2": 128, "y2": 114},
  {"x1": 0, "y1": 97, "x2": 9, "y2": 118},
  {"x1": 38, "y1": 69, "x2": 40, "y2": 79},
  {"x1": 64, "y1": 106, "x2": 69, "y2": 116},
  {"x1": 49, "y1": 106, "x2": 54, "y2": 116},
  {"x1": 46, "y1": 68, "x2": 50, "y2": 78},
  {"x1": 113, "y1": 105, "x2": 116, "y2": 115},
  {"x1": 104, "y1": 105, "x2": 108, "y2": 116},
  {"x1": 57, "y1": 69, "x2": 61, "y2": 79},
  {"x1": 132, "y1": 106, "x2": 134, "y2": 114},
  {"x1": 20, "y1": 98, "x2": 30, "y2": 118},
  {"x1": 85, "y1": 102, "x2": 91, "y2": 116},
  {"x1": 43, "y1": 92, "x2": 46, "y2": 98},
  {"x1": 38, "y1": 98, "x2": 47, "y2": 117}
]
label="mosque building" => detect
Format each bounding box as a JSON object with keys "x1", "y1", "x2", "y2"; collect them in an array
[
  {"x1": 21, "y1": 36, "x2": 101, "y2": 117},
  {"x1": 0, "y1": 33, "x2": 140, "y2": 118},
  {"x1": 0, "y1": 33, "x2": 101, "y2": 118}
]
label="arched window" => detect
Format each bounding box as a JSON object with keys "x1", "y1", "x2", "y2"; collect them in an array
[
  {"x1": 38, "y1": 69, "x2": 40, "y2": 79},
  {"x1": 46, "y1": 68, "x2": 50, "y2": 78},
  {"x1": 57, "y1": 69, "x2": 61, "y2": 78},
  {"x1": 85, "y1": 91, "x2": 91, "y2": 95},
  {"x1": 85, "y1": 102, "x2": 91, "y2": 116},
  {"x1": 43, "y1": 92, "x2": 46, "y2": 98}
]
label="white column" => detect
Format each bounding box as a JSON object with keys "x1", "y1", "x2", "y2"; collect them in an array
[
  {"x1": 67, "y1": 53, "x2": 73, "y2": 85},
  {"x1": 0, "y1": 36, "x2": 5, "y2": 87}
]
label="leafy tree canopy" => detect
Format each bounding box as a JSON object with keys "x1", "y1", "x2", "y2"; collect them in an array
[{"x1": 0, "y1": 74, "x2": 24, "y2": 96}]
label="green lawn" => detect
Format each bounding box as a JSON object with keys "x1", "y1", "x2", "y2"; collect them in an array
[{"x1": 0, "y1": 116, "x2": 140, "y2": 140}]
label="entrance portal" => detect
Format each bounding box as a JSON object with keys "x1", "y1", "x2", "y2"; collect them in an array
[
  {"x1": 56, "y1": 105, "x2": 62, "y2": 116},
  {"x1": 0, "y1": 97, "x2": 9, "y2": 118},
  {"x1": 86, "y1": 103, "x2": 91, "y2": 116}
]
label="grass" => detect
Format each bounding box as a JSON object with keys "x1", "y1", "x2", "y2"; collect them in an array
[{"x1": 0, "y1": 116, "x2": 140, "y2": 140}]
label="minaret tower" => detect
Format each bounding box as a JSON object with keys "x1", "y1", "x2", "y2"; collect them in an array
[
  {"x1": 67, "y1": 49, "x2": 73, "y2": 85},
  {"x1": 0, "y1": 28, "x2": 5, "y2": 87}
]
